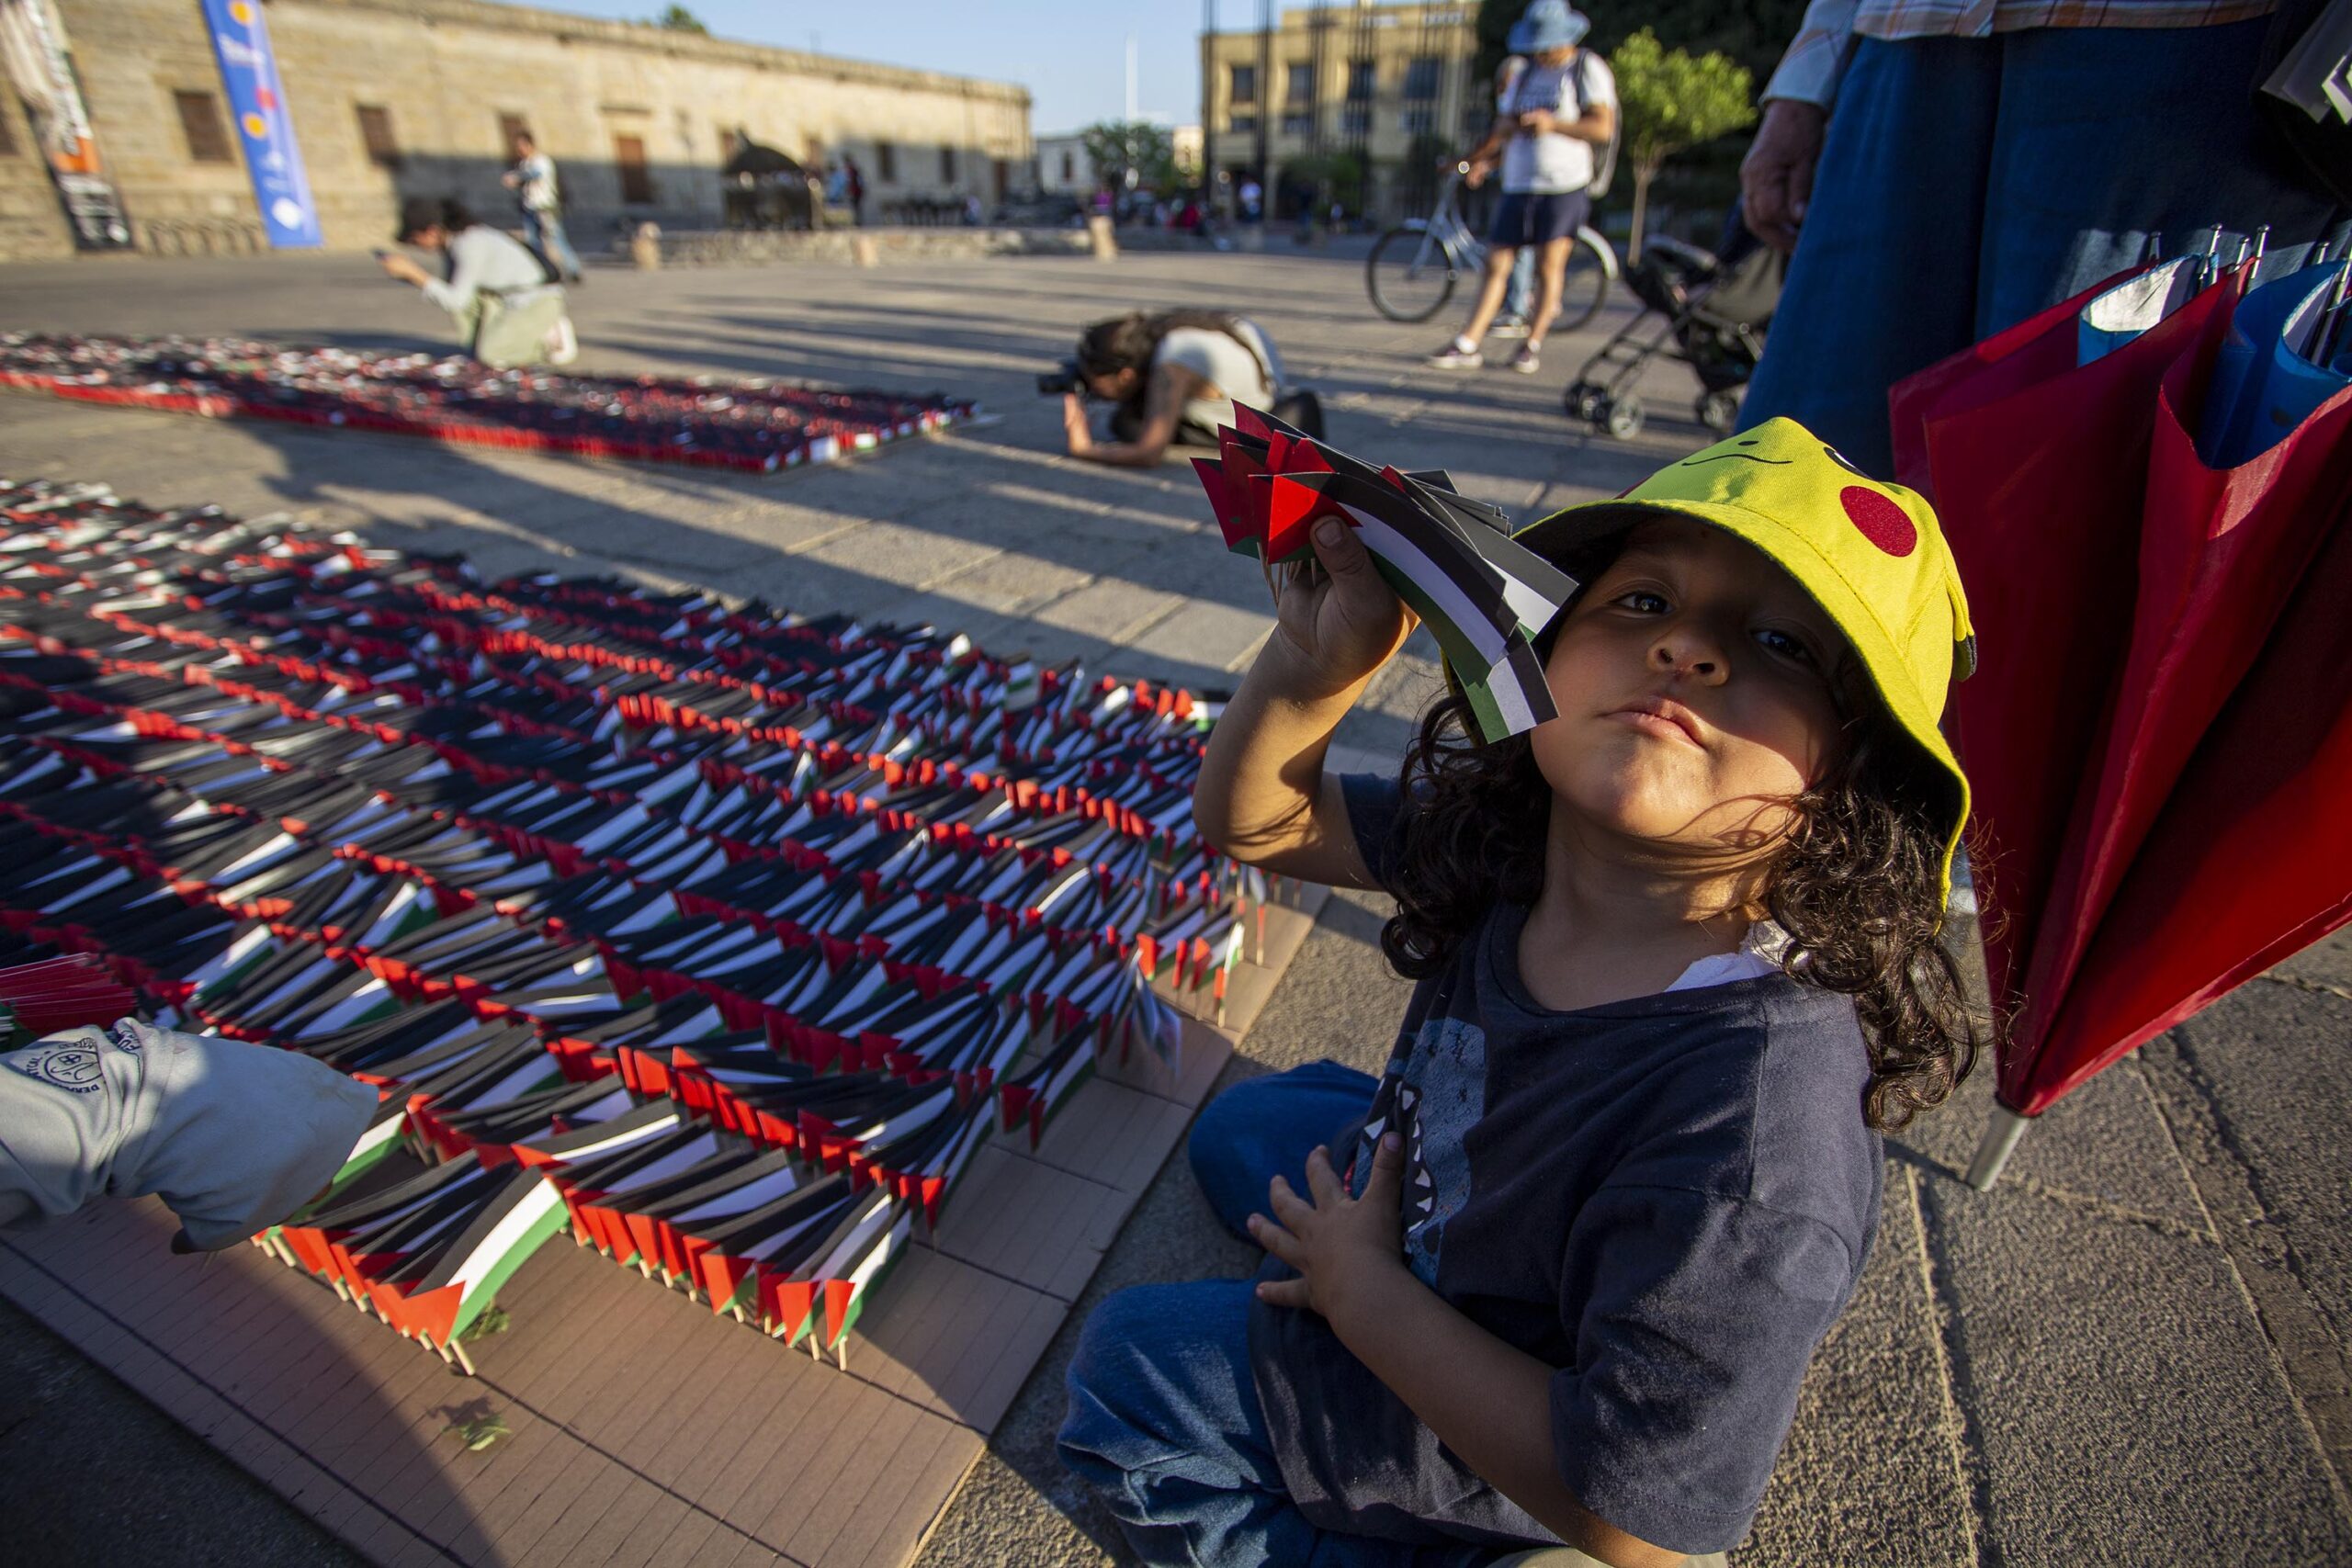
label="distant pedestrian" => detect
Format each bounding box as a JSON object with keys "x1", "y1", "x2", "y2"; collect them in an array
[
  {"x1": 1428, "y1": 0, "x2": 1614, "y2": 378},
  {"x1": 844, "y1": 156, "x2": 866, "y2": 226},
  {"x1": 1238, "y1": 175, "x2": 1263, "y2": 223},
  {"x1": 501, "y1": 130, "x2": 583, "y2": 282},
  {"x1": 379, "y1": 197, "x2": 579, "y2": 368}
]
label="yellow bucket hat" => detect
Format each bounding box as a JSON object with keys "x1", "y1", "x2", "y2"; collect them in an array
[{"x1": 1511, "y1": 417, "x2": 1977, "y2": 900}]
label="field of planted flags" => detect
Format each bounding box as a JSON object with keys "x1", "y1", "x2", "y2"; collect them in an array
[
  {"x1": 0, "y1": 333, "x2": 977, "y2": 472},
  {"x1": 0, "y1": 476, "x2": 1272, "y2": 1373}
]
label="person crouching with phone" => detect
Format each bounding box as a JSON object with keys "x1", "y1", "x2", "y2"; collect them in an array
[
  {"x1": 377, "y1": 197, "x2": 580, "y2": 369},
  {"x1": 1056, "y1": 310, "x2": 1320, "y2": 468}
]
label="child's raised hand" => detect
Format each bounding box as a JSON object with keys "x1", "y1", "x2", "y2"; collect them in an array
[
  {"x1": 1271, "y1": 518, "x2": 1416, "y2": 700},
  {"x1": 1250, "y1": 1134, "x2": 1408, "y2": 1324}
]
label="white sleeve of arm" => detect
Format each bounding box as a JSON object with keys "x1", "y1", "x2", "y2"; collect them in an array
[
  {"x1": 0, "y1": 1021, "x2": 377, "y2": 1249},
  {"x1": 1763, "y1": 0, "x2": 1862, "y2": 110},
  {"x1": 420, "y1": 234, "x2": 482, "y2": 315}
]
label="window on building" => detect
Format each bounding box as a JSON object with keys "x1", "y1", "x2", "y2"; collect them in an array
[
  {"x1": 1227, "y1": 112, "x2": 1259, "y2": 135},
  {"x1": 1059, "y1": 150, "x2": 1074, "y2": 183},
  {"x1": 355, "y1": 105, "x2": 401, "y2": 169},
  {"x1": 1464, "y1": 101, "x2": 1491, "y2": 135},
  {"x1": 614, "y1": 134, "x2": 655, "y2": 203},
  {"x1": 1286, "y1": 62, "x2": 1315, "y2": 103},
  {"x1": 876, "y1": 141, "x2": 897, "y2": 182},
  {"x1": 1404, "y1": 55, "x2": 1442, "y2": 101},
  {"x1": 941, "y1": 143, "x2": 956, "y2": 183},
  {"x1": 498, "y1": 113, "x2": 531, "y2": 152},
  {"x1": 173, "y1": 90, "x2": 232, "y2": 164},
  {"x1": 1281, "y1": 110, "x2": 1314, "y2": 137},
  {"x1": 1400, "y1": 105, "x2": 1435, "y2": 134},
  {"x1": 1340, "y1": 105, "x2": 1370, "y2": 136},
  {"x1": 1229, "y1": 62, "x2": 1259, "y2": 106},
  {"x1": 1347, "y1": 60, "x2": 1375, "y2": 101}
]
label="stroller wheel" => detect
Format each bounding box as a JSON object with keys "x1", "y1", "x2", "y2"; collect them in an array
[
  {"x1": 1697, "y1": 390, "x2": 1741, "y2": 434},
  {"x1": 1604, "y1": 395, "x2": 1645, "y2": 440},
  {"x1": 1565, "y1": 381, "x2": 1604, "y2": 423}
]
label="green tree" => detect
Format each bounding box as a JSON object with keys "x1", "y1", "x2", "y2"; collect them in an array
[
  {"x1": 1079, "y1": 120, "x2": 1178, "y2": 197},
  {"x1": 650, "y1": 5, "x2": 709, "y2": 33},
  {"x1": 1609, "y1": 28, "x2": 1755, "y2": 254},
  {"x1": 1475, "y1": 0, "x2": 1806, "y2": 89}
]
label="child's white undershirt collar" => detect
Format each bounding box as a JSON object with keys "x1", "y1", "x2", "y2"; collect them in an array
[{"x1": 1663, "y1": 920, "x2": 1791, "y2": 994}]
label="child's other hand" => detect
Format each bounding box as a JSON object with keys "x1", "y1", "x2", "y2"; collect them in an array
[
  {"x1": 1250, "y1": 1134, "x2": 1408, "y2": 1324},
  {"x1": 1273, "y1": 518, "x2": 1415, "y2": 700}
]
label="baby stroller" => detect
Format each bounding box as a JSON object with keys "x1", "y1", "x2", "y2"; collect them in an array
[{"x1": 1565, "y1": 209, "x2": 1784, "y2": 440}]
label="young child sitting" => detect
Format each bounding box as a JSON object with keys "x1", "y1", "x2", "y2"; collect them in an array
[{"x1": 1057, "y1": 419, "x2": 1991, "y2": 1567}]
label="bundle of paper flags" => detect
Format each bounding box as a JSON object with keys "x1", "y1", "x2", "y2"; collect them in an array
[
  {"x1": 0, "y1": 953, "x2": 138, "y2": 1048},
  {"x1": 1192, "y1": 407, "x2": 1577, "y2": 742},
  {"x1": 0, "y1": 334, "x2": 977, "y2": 473},
  {"x1": 0, "y1": 475, "x2": 1266, "y2": 1370}
]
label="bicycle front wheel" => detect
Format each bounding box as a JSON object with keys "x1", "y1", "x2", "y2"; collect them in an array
[
  {"x1": 1366, "y1": 226, "x2": 1460, "y2": 323},
  {"x1": 1550, "y1": 232, "x2": 1614, "y2": 334}
]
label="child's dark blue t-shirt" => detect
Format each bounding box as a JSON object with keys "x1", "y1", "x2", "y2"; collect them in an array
[{"x1": 1246, "y1": 774, "x2": 1883, "y2": 1556}]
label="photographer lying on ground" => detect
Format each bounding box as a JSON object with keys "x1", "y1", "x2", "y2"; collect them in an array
[{"x1": 1054, "y1": 310, "x2": 1321, "y2": 467}]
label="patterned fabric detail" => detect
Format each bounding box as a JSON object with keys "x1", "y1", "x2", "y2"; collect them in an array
[{"x1": 6, "y1": 1038, "x2": 106, "y2": 1093}]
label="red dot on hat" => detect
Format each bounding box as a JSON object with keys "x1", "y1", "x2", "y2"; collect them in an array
[{"x1": 1840, "y1": 485, "x2": 1917, "y2": 557}]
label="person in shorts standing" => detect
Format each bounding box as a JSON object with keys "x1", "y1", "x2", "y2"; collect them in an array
[
  {"x1": 502, "y1": 130, "x2": 583, "y2": 283},
  {"x1": 1429, "y1": 0, "x2": 1614, "y2": 377}
]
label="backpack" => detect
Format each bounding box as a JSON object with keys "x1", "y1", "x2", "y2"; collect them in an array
[{"x1": 1570, "y1": 50, "x2": 1621, "y2": 200}]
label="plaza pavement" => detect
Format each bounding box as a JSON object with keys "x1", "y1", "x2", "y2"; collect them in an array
[{"x1": 0, "y1": 244, "x2": 2345, "y2": 1568}]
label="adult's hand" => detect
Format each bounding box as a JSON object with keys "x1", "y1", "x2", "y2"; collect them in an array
[
  {"x1": 1059, "y1": 391, "x2": 1094, "y2": 457},
  {"x1": 377, "y1": 252, "x2": 428, "y2": 287},
  {"x1": 1741, "y1": 100, "x2": 1827, "y2": 255}
]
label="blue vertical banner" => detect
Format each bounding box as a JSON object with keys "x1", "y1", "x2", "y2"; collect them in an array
[{"x1": 198, "y1": 0, "x2": 323, "y2": 249}]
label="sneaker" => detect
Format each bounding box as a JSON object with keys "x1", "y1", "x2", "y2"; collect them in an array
[
  {"x1": 545, "y1": 315, "x2": 580, "y2": 366},
  {"x1": 1428, "y1": 341, "x2": 1484, "y2": 370},
  {"x1": 1489, "y1": 316, "x2": 1532, "y2": 339},
  {"x1": 1510, "y1": 346, "x2": 1541, "y2": 375}
]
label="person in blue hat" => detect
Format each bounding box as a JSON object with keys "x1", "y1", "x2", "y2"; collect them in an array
[{"x1": 1429, "y1": 2, "x2": 1616, "y2": 377}]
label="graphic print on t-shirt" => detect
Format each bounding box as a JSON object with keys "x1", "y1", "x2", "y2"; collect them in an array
[{"x1": 1358, "y1": 1016, "x2": 1487, "y2": 1286}]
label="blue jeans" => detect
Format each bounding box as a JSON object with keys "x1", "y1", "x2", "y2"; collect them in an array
[
  {"x1": 1743, "y1": 19, "x2": 2348, "y2": 478},
  {"x1": 1063, "y1": 1062, "x2": 1512, "y2": 1568},
  {"x1": 523, "y1": 207, "x2": 583, "y2": 279}
]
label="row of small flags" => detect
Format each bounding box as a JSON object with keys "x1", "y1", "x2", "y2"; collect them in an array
[{"x1": 0, "y1": 476, "x2": 1268, "y2": 1372}]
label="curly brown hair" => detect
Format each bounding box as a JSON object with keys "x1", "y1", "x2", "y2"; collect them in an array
[{"x1": 1377, "y1": 532, "x2": 1992, "y2": 1131}]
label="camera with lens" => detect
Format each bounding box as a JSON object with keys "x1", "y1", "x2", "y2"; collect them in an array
[{"x1": 1037, "y1": 358, "x2": 1085, "y2": 397}]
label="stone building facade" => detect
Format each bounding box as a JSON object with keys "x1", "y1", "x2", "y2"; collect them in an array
[
  {"x1": 12, "y1": 0, "x2": 1032, "y2": 258},
  {"x1": 1202, "y1": 2, "x2": 1480, "y2": 224}
]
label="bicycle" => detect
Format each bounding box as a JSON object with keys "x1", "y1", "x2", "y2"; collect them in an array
[{"x1": 1366, "y1": 165, "x2": 1618, "y2": 334}]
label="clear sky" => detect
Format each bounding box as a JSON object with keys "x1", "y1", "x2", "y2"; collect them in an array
[{"x1": 545, "y1": 1, "x2": 1225, "y2": 136}]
